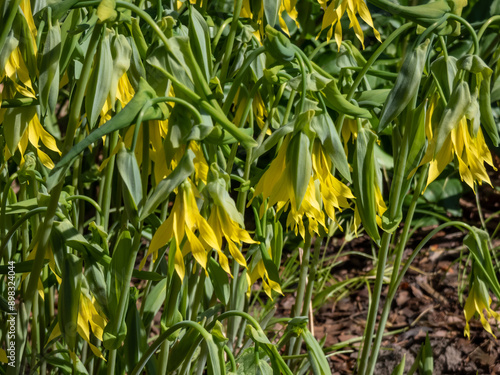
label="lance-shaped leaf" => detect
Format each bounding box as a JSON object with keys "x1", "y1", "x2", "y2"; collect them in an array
[
  {"x1": 353, "y1": 127, "x2": 380, "y2": 242},
  {"x1": 39, "y1": 18, "x2": 61, "y2": 114},
  {"x1": 139, "y1": 149, "x2": 196, "y2": 220},
  {"x1": 109, "y1": 32, "x2": 132, "y2": 110},
  {"x1": 189, "y1": 6, "x2": 212, "y2": 81},
  {"x1": 117, "y1": 143, "x2": 142, "y2": 227},
  {"x1": 378, "y1": 39, "x2": 430, "y2": 132},
  {"x1": 59, "y1": 253, "x2": 83, "y2": 351},
  {"x1": 287, "y1": 132, "x2": 312, "y2": 210},
  {"x1": 47, "y1": 77, "x2": 161, "y2": 191},
  {"x1": 430, "y1": 55, "x2": 457, "y2": 99},
  {"x1": 434, "y1": 81, "x2": 471, "y2": 155},
  {"x1": 86, "y1": 30, "x2": 113, "y2": 128}
]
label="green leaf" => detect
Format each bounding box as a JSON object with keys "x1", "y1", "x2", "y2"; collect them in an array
[
  {"x1": 47, "y1": 77, "x2": 161, "y2": 191},
  {"x1": 207, "y1": 258, "x2": 230, "y2": 305},
  {"x1": 434, "y1": 81, "x2": 471, "y2": 155},
  {"x1": 378, "y1": 39, "x2": 430, "y2": 132},
  {"x1": 302, "y1": 329, "x2": 330, "y2": 375},
  {"x1": 314, "y1": 111, "x2": 351, "y2": 182},
  {"x1": 287, "y1": 133, "x2": 312, "y2": 210},
  {"x1": 109, "y1": 32, "x2": 132, "y2": 110},
  {"x1": 2, "y1": 106, "x2": 36, "y2": 154},
  {"x1": 189, "y1": 6, "x2": 212, "y2": 81},
  {"x1": 141, "y1": 278, "x2": 168, "y2": 327},
  {"x1": 264, "y1": 0, "x2": 280, "y2": 26},
  {"x1": 418, "y1": 334, "x2": 433, "y2": 375},
  {"x1": 86, "y1": 29, "x2": 113, "y2": 128},
  {"x1": 140, "y1": 149, "x2": 195, "y2": 220},
  {"x1": 353, "y1": 127, "x2": 380, "y2": 242},
  {"x1": 390, "y1": 354, "x2": 406, "y2": 375},
  {"x1": 39, "y1": 19, "x2": 62, "y2": 114},
  {"x1": 59, "y1": 253, "x2": 83, "y2": 351},
  {"x1": 322, "y1": 81, "x2": 371, "y2": 118},
  {"x1": 117, "y1": 143, "x2": 142, "y2": 225}
]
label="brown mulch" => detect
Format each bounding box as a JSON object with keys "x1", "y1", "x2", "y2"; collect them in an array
[{"x1": 276, "y1": 164, "x2": 500, "y2": 374}]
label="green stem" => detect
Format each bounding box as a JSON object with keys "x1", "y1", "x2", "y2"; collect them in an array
[
  {"x1": 130, "y1": 321, "x2": 216, "y2": 375},
  {"x1": 0, "y1": 208, "x2": 48, "y2": 256},
  {"x1": 358, "y1": 99, "x2": 412, "y2": 374},
  {"x1": 335, "y1": 23, "x2": 413, "y2": 132},
  {"x1": 107, "y1": 228, "x2": 143, "y2": 375},
  {"x1": 477, "y1": 15, "x2": 500, "y2": 41},
  {"x1": 447, "y1": 14, "x2": 480, "y2": 54},
  {"x1": 65, "y1": 195, "x2": 102, "y2": 217},
  {"x1": 114, "y1": 1, "x2": 256, "y2": 148},
  {"x1": 365, "y1": 167, "x2": 427, "y2": 375},
  {"x1": 357, "y1": 232, "x2": 392, "y2": 375},
  {"x1": 101, "y1": 131, "x2": 119, "y2": 232},
  {"x1": 0, "y1": 98, "x2": 39, "y2": 108},
  {"x1": 18, "y1": 23, "x2": 103, "y2": 366},
  {"x1": 224, "y1": 345, "x2": 237, "y2": 372},
  {"x1": 0, "y1": 0, "x2": 21, "y2": 53},
  {"x1": 219, "y1": 0, "x2": 244, "y2": 85},
  {"x1": 212, "y1": 17, "x2": 233, "y2": 52},
  {"x1": 221, "y1": 46, "x2": 266, "y2": 115},
  {"x1": 288, "y1": 233, "x2": 312, "y2": 361},
  {"x1": 438, "y1": 36, "x2": 449, "y2": 60}
]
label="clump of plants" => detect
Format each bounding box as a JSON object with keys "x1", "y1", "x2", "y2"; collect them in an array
[{"x1": 1, "y1": 0, "x2": 499, "y2": 373}]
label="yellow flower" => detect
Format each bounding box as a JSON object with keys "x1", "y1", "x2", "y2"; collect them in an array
[
  {"x1": 352, "y1": 182, "x2": 386, "y2": 235},
  {"x1": 0, "y1": 108, "x2": 61, "y2": 169},
  {"x1": 312, "y1": 141, "x2": 354, "y2": 225},
  {"x1": 253, "y1": 136, "x2": 354, "y2": 238},
  {"x1": 1, "y1": 47, "x2": 36, "y2": 99},
  {"x1": 247, "y1": 256, "x2": 283, "y2": 298},
  {"x1": 415, "y1": 96, "x2": 496, "y2": 192},
  {"x1": 208, "y1": 204, "x2": 256, "y2": 274},
  {"x1": 341, "y1": 117, "x2": 358, "y2": 153},
  {"x1": 140, "y1": 180, "x2": 220, "y2": 280},
  {"x1": 318, "y1": 0, "x2": 382, "y2": 50},
  {"x1": 48, "y1": 291, "x2": 107, "y2": 359},
  {"x1": 98, "y1": 73, "x2": 135, "y2": 126},
  {"x1": 464, "y1": 275, "x2": 500, "y2": 339},
  {"x1": 240, "y1": 0, "x2": 299, "y2": 36}
]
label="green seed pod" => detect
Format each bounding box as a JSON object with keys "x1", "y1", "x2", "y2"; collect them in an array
[
  {"x1": 39, "y1": 19, "x2": 62, "y2": 115},
  {"x1": 264, "y1": 25, "x2": 295, "y2": 63},
  {"x1": 378, "y1": 39, "x2": 430, "y2": 132},
  {"x1": 434, "y1": 81, "x2": 471, "y2": 155},
  {"x1": 353, "y1": 126, "x2": 380, "y2": 243}
]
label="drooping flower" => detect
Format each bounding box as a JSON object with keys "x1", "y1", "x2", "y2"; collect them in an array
[
  {"x1": 140, "y1": 180, "x2": 220, "y2": 280},
  {"x1": 318, "y1": 0, "x2": 382, "y2": 50},
  {"x1": 252, "y1": 135, "x2": 354, "y2": 239},
  {"x1": 240, "y1": 0, "x2": 299, "y2": 36},
  {"x1": 464, "y1": 274, "x2": 500, "y2": 339},
  {"x1": 98, "y1": 73, "x2": 135, "y2": 126},
  {"x1": 48, "y1": 291, "x2": 107, "y2": 359},
  {"x1": 414, "y1": 95, "x2": 496, "y2": 192},
  {"x1": 0, "y1": 107, "x2": 61, "y2": 168}
]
